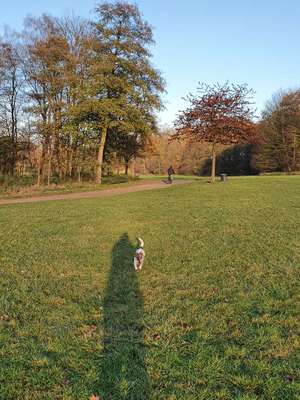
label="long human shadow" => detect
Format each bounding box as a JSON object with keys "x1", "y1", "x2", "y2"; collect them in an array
[{"x1": 99, "y1": 233, "x2": 149, "y2": 399}]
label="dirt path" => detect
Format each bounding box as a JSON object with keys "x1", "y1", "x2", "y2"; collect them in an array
[{"x1": 0, "y1": 180, "x2": 192, "y2": 206}]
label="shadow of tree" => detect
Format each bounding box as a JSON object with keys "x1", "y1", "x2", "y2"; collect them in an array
[
  {"x1": 199, "y1": 144, "x2": 258, "y2": 176},
  {"x1": 98, "y1": 233, "x2": 149, "y2": 399}
]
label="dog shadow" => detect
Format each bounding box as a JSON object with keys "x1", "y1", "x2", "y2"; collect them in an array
[{"x1": 99, "y1": 233, "x2": 149, "y2": 399}]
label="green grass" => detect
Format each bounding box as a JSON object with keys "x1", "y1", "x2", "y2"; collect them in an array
[
  {"x1": 0, "y1": 176, "x2": 299, "y2": 400},
  {"x1": 140, "y1": 174, "x2": 201, "y2": 181},
  {"x1": 259, "y1": 172, "x2": 300, "y2": 176}
]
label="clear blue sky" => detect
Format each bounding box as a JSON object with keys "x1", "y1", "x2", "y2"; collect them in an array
[{"x1": 2, "y1": 0, "x2": 300, "y2": 126}]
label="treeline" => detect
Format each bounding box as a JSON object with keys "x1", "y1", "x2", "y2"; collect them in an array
[
  {"x1": 254, "y1": 90, "x2": 300, "y2": 173},
  {"x1": 137, "y1": 101, "x2": 300, "y2": 177},
  {"x1": 135, "y1": 130, "x2": 219, "y2": 175},
  {"x1": 212, "y1": 89, "x2": 300, "y2": 175},
  {"x1": 135, "y1": 130, "x2": 254, "y2": 176},
  {"x1": 0, "y1": 2, "x2": 164, "y2": 185},
  {"x1": 137, "y1": 88, "x2": 300, "y2": 177}
]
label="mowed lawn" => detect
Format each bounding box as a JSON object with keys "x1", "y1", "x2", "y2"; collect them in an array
[{"x1": 0, "y1": 177, "x2": 299, "y2": 400}]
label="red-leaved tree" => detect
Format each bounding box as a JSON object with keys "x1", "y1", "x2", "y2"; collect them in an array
[{"x1": 174, "y1": 82, "x2": 257, "y2": 182}]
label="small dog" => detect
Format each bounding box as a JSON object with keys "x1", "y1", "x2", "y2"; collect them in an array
[{"x1": 134, "y1": 237, "x2": 145, "y2": 272}]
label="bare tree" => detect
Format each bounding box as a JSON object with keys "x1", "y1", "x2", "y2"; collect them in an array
[{"x1": 0, "y1": 32, "x2": 23, "y2": 174}]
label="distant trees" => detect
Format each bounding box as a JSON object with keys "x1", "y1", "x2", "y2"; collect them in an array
[
  {"x1": 254, "y1": 90, "x2": 300, "y2": 173},
  {"x1": 0, "y1": 33, "x2": 23, "y2": 174},
  {"x1": 199, "y1": 143, "x2": 258, "y2": 176},
  {"x1": 174, "y1": 82, "x2": 257, "y2": 182},
  {"x1": 0, "y1": 2, "x2": 164, "y2": 185},
  {"x1": 134, "y1": 129, "x2": 213, "y2": 175}
]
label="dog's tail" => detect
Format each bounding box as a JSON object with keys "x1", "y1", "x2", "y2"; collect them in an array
[{"x1": 137, "y1": 237, "x2": 144, "y2": 248}]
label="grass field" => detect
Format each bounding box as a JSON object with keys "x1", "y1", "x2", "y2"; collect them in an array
[
  {"x1": 140, "y1": 174, "x2": 201, "y2": 181},
  {"x1": 0, "y1": 176, "x2": 299, "y2": 400}
]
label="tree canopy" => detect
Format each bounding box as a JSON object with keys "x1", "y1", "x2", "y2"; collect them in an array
[
  {"x1": 254, "y1": 90, "x2": 300, "y2": 173},
  {"x1": 0, "y1": 2, "x2": 164, "y2": 184},
  {"x1": 174, "y1": 82, "x2": 257, "y2": 182}
]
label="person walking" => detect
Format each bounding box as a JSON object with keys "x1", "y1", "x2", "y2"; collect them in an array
[{"x1": 167, "y1": 165, "x2": 175, "y2": 183}]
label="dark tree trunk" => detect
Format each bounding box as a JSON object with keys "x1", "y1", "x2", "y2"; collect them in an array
[
  {"x1": 78, "y1": 165, "x2": 81, "y2": 183},
  {"x1": 96, "y1": 126, "x2": 108, "y2": 183},
  {"x1": 125, "y1": 161, "x2": 129, "y2": 175},
  {"x1": 37, "y1": 143, "x2": 46, "y2": 187},
  {"x1": 210, "y1": 142, "x2": 216, "y2": 183},
  {"x1": 47, "y1": 135, "x2": 54, "y2": 186}
]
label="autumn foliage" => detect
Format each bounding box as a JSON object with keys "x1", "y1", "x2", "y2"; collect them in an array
[
  {"x1": 0, "y1": 2, "x2": 164, "y2": 185},
  {"x1": 174, "y1": 82, "x2": 257, "y2": 182}
]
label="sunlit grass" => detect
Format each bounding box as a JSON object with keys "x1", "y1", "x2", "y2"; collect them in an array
[{"x1": 0, "y1": 176, "x2": 299, "y2": 399}]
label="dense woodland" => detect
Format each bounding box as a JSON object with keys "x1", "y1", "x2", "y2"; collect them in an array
[
  {"x1": 0, "y1": 2, "x2": 164, "y2": 186},
  {"x1": 1, "y1": 2, "x2": 300, "y2": 188}
]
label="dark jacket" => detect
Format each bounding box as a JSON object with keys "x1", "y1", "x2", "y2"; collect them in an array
[{"x1": 168, "y1": 166, "x2": 175, "y2": 175}]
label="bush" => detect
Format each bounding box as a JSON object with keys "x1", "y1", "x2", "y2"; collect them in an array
[
  {"x1": 102, "y1": 175, "x2": 139, "y2": 185},
  {"x1": 0, "y1": 175, "x2": 35, "y2": 191}
]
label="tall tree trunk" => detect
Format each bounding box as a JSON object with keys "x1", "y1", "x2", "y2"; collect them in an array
[
  {"x1": 293, "y1": 133, "x2": 297, "y2": 172},
  {"x1": 78, "y1": 165, "x2": 81, "y2": 183},
  {"x1": 69, "y1": 147, "x2": 74, "y2": 177},
  {"x1": 95, "y1": 126, "x2": 107, "y2": 183},
  {"x1": 125, "y1": 161, "x2": 129, "y2": 175},
  {"x1": 10, "y1": 69, "x2": 18, "y2": 175},
  {"x1": 47, "y1": 135, "x2": 54, "y2": 186},
  {"x1": 131, "y1": 158, "x2": 135, "y2": 178},
  {"x1": 210, "y1": 142, "x2": 216, "y2": 183},
  {"x1": 37, "y1": 143, "x2": 46, "y2": 187},
  {"x1": 282, "y1": 127, "x2": 291, "y2": 173},
  {"x1": 56, "y1": 139, "x2": 63, "y2": 182}
]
